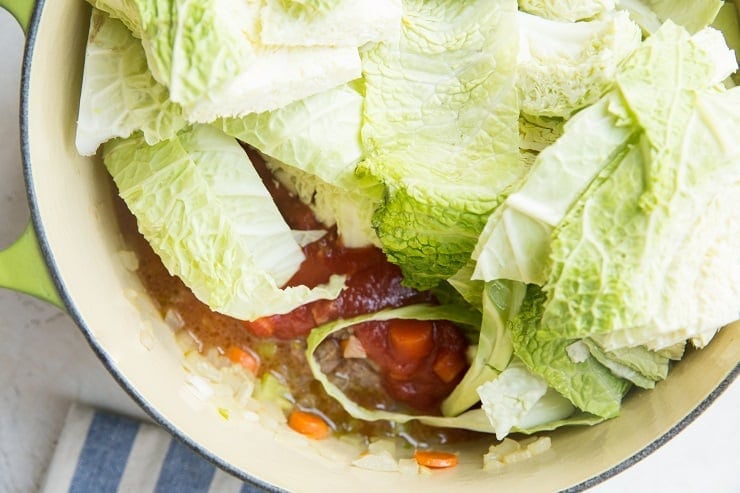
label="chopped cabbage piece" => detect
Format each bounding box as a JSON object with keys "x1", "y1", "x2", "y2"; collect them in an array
[
  {"x1": 442, "y1": 280, "x2": 526, "y2": 417},
  {"x1": 517, "y1": 10, "x2": 641, "y2": 118},
  {"x1": 260, "y1": 0, "x2": 402, "y2": 47},
  {"x1": 359, "y1": 0, "x2": 522, "y2": 290},
  {"x1": 616, "y1": 0, "x2": 722, "y2": 34},
  {"x1": 473, "y1": 94, "x2": 636, "y2": 285},
  {"x1": 541, "y1": 24, "x2": 740, "y2": 349},
  {"x1": 76, "y1": 9, "x2": 187, "y2": 155},
  {"x1": 103, "y1": 125, "x2": 346, "y2": 321},
  {"x1": 518, "y1": 0, "x2": 615, "y2": 22},
  {"x1": 512, "y1": 287, "x2": 632, "y2": 419}
]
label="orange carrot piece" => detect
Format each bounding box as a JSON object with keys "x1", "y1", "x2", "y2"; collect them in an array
[
  {"x1": 225, "y1": 345, "x2": 260, "y2": 375},
  {"x1": 414, "y1": 450, "x2": 458, "y2": 469},
  {"x1": 432, "y1": 350, "x2": 467, "y2": 383},
  {"x1": 287, "y1": 409, "x2": 331, "y2": 440},
  {"x1": 388, "y1": 319, "x2": 434, "y2": 361}
]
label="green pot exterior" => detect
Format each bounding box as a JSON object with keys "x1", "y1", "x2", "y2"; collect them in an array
[
  {"x1": 0, "y1": 0, "x2": 62, "y2": 308},
  {"x1": 0, "y1": 223, "x2": 63, "y2": 308},
  {"x1": 0, "y1": 0, "x2": 34, "y2": 32}
]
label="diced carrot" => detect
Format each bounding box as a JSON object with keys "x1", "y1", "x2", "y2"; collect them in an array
[
  {"x1": 225, "y1": 345, "x2": 260, "y2": 375},
  {"x1": 287, "y1": 409, "x2": 331, "y2": 440},
  {"x1": 413, "y1": 450, "x2": 458, "y2": 469},
  {"x1": 388, "y1": 319, "x2": 434, "y2": 361},
  {"x1": 432, "y1": 350, "x2": 466, "y2": 383}
]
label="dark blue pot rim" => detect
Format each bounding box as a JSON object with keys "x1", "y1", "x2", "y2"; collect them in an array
[{"x1": 16, "y1": 2, "x2": 739, "y2": 492}]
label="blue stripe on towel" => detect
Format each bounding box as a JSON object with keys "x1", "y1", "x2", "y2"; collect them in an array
[
  {"x1": 45, "y1": 406, "x2": 274, "y2": 492},
  {"x1": 154, "y1": 439, "x2": 217, "y2": 493},
  {"x1": 68, "y1": 412, "x2": 140, "y2": 493}
]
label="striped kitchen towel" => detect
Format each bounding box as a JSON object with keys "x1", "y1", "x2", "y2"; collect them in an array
[{"x1": 42, "y1": 404, "x2": 269, "y2": 493}]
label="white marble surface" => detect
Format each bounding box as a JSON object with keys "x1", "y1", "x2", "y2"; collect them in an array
[{"x1": 0, "y1": 9, "x2": 738, "y2": 493}]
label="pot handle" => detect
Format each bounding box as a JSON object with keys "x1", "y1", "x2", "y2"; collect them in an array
[
  {"x1": 0, "y1": 0, "x2": 63, "y2": 308},
  {"x1": 0, "y1": 224, "x2": 63, "y2": 307},
  {"x1": 0, "y1": 0, "x2": 34, "y2": 32}
]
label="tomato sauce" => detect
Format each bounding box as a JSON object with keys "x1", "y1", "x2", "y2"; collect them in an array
[
  {"x1": 117, "y1": 146, "x2": 477, "y2": 444},
  {"x1": 246, "y1": 152, "x2": 469, "y2": 411},
  {"x1": 354, "y1": 319, "x2": 468, "y2": 411},
  {"x1": 243, "y1": 227, "x2": 433, "y2": 340}
]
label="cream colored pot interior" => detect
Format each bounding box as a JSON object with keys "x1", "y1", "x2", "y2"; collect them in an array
[{"x1": 23, "y1": 1, "x2": 739, "y2": 492}]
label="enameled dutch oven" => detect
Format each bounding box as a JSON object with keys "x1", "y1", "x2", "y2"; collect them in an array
[{"x1": 0, "y1": 0, "x2": 738, "y2": 491}]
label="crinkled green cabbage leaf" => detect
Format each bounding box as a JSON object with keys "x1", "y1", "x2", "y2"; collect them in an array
[
  {"x1": 260, "y1": 0, "x2": 402, "y2": 47},
  {"x1": 186, "y1": 46, "x2": 361, "y2": 123},
  {"x1": 579, "y1": 339, "x2": 670, "y2": 389},
  {"x1": 442, "y1": 280, "x2": 525, "y2": 416},
  {"x1": 359, "y1": 0, "x2": 523, "y2": 290},
  {"x1": 103, "y1": 125, "x2": 345, "y2": 321},
  {"x1": 477, "y1": 359, "x2": 577, "y2": 439},
  {"x1": 87, "y1": 0, "x2": 144, "y2": 36},
  {"x1": 512, "y1": 287, "x2": 632, "y2": 418},
  {"x1": 218, "y1": 82, "x2": 384, "y2": 247},
  {"x1": 616, "y1": 0, "x2": 722, "y2": 34},
  {"x1": 541, "y1": 24, "x2": 740, "y2": 350},
  {"x1": 133, "y1": 0, "x2": 257, "y2": 111},
  {"x1": 517, "y1": 10, "x2": 641, "y2": 118},
  {"x1": 76, "y1": 9, "x2": 187, "y2": 156},
  {"x1": 518, "y1": 0, "x2": 615, "y2": 22},
  {"x1": 615, "y1": 24, "x2": 737, "y2": 210},
  {"x1": 473, "y1": 94, "x2": 636, "y2": 285},
  {"x1": 89, "y1": 0, "x2": 362, "y2": 123},
  {"x1": 218, "y1": 83, "x2": 364, "y2": 188}
]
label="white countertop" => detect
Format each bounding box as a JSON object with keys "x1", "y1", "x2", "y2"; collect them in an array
[{"x1": 1, "y1": 10, "x2": 738, "y2": 493}]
